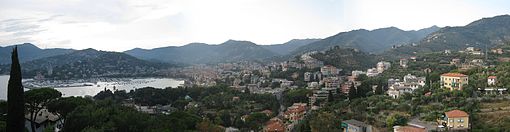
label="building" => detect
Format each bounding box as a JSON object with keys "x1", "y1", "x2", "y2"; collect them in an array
[
  {"x1": 451, "y1": 58, "x2": 461, "y2": 66},
  {"x1": 322, "y1": 77, "x2": 341, "y2": 94},
  {"x1": 387, "y1": 74, "x2": 426, "y2": 98},
  {"x1": 440, "y1": 73, "x2": 469, "y2": 90},
  {"x1": 400, "y1": 59, "x2": 408, "y2": 68},
  {"x1": 439, "y1": 110, "x2": 469, "y2": 131},
  {"x1": 284, "y1": 103, "x2": 307, "y2": 122},
  {"x1": 351, "y1": 70, "x2": 366, "y2": 78},
  {"x1": 341, "y1": 119, "x2": 373, "y2": 132},
  {"x1": 376, "y1": 61, "x2": 391, "y2": 73},
  {"x1": 25, "y1": 109, "x2": 61, "y2": 132},
  {"x1": 366, "y1": 68, "x2": 379, "y2": 77},
  {"x1": 321, "y1": 65, "x2": 339, "y2": 76},
  {"x1": 304, "y1": 72, "x2": 312, "y2": 82},
  {"x1": 488, "y1": 76, "x2": 497, "y2": 86},
  {"x1": 309, "y1": 90, "x2": 329, "y2": 105}
]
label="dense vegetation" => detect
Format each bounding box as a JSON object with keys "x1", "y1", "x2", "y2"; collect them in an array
[
  {"x1": 311, "y1": 46, "x2": 378, "y2": 72},
  {"x1": 384, "y1": 15, "x2": 510, "y2": 58}
]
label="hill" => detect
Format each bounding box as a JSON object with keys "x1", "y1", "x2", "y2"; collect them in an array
[
  {"x1": 125, "y1": 40, "x2": 279, "y2": 64},
  {"x1": 0, "y1": 49, "x2": 170, "y2": 79},
  {"x1": 0, "y1": 43, "x2": 74, "y2": 64},
  {"x1": 290, "y1": 26, "x2": 440, "y2": 55},
  {"x1": 311, "y1": 46, "x2": 378, "y2": 72},
  {"x1": 384, "y1": 15, "x2": 510, "y2": 58},
  {"x1": 261, "y1": 39, "x2": 320, "y2": 55}
]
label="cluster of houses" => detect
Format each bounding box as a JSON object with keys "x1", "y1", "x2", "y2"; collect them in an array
[
  {"x1": 340, "y1": 109, "x2": 470, "y2": 132},
  {"x1": 263, "y1": 103, "x2": 307, "y2": 132},
  {"x1": 387, "y1": 74, "x2": 426, "y2": 98}
]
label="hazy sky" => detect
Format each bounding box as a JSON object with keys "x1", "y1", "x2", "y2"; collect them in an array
[{"x1": 0, "y1": 0, "x2": 509, "y2": 51}]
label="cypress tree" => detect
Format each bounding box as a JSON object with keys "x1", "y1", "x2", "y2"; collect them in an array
[
  {"x1": 348, "y1": 83, "x2": 357, "y2": 99},
  {"x1": 7, "y1": 46, "x2": 25, "y2": 132},
  {"x1": 375, "y1": 80, "x2": 384, "y2": 95}
]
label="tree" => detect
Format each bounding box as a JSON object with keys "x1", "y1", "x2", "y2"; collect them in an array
[
  {"x1": 386, "y1": 114, "x2": 408, "y2": 127},
  {"x1": 357, "y1": 82, "x2": 371, "y2": 98},
  {"x1": 375, "y1": 80, "x2": 384, "y2": 95},
  {"x1": 7, "y1": 46, "x2": 25, "y2": 132},
  {"x1": 47, "y1": 97, "x2": 92, "y2": 129},
  {"x1": 309, "y1": 112, "x2": 339, "y2": 132},
  {"x1": 245, "y1": 112, "x2": 269, "y2": 131},
  {"x1": 328, "y1": 91, "x2": 334, "y2": 102},
  {"x1": 25, "y1": 88, "x2": 62, "y2": 132},
  {"x1": 348, "y1": 84, "x2": 357, "y2": 99},
  {"x1": 196, "y1": 118, "x2": 223, "y2": 132}
]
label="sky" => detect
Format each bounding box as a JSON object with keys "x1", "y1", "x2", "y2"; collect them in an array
[{"x1": 0, "y1": 0, "x2": 509, "y2": 51}]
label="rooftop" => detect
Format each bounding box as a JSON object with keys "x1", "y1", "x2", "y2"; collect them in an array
[
  {"x1": 342, "y1": 119, "x2": 369, "y2": 127},
  {"x1": 488, "y1": 76, "x2": 497, "y2": 79},
  {"x1": 394, "y1": 125, "x2": 426, "y2": 132},
  {"x1": 441, "y1": 73, "x2": 468, "y2": 77},
  {"x1": 265, "y1": 118, "x2": 285, "y2": 132},
  {"x1": 445, "y1": 110, "x2": 469, "y2": 118}
]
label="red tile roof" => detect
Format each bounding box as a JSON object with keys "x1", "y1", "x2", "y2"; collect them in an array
[
  {"x1": 441, "y1": 73, "x2": 467, "y2": 77},
  {"x1": 265, "y1": 118, "x2": 285, "y2": 132},
  {"x1": 488, "y1": 76, "x2": 497, "y2": 79},
  {"x1": 445, "y1": 110, "x2": 469, "y2": 118}
]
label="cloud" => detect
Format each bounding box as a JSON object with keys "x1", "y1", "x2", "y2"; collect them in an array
[{"x1": 0, "y1": 0, "x2": 509, "y2": 51}]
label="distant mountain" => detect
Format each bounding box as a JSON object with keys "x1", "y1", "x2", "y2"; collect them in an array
[
  {"x1": 125, "y1": 40, "x2": 279, "y2": 64},
  {"x1": 261, "y1": 39, "x2": 320, "y2": 55},
  {"x1": 311, "y1": 46, "x2": 378, "y2": 72},
  {"x1": 0, "y1": 43, "x2": 74, "y2": 64},
  {"x1": 384, "y1": 15, "x2": 510, "y2": 58},
  {"x1": 0, "y1": 49, "x2": 170, "y2": 79},
  {"x1": 290, "y1": 26, "x2": 440, "y2": 55}
]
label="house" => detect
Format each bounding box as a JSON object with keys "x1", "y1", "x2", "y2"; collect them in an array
[
  {"x1": 440, "y1": 73, "x2": 468, "y2": 91},
  {"x1": 284, "y1": 103, "x2": 307, "y2": 122},
  {"x1": 400, "y1": 59, "x2": 408, "y2": 68},
  {"x1": 366, "y1": 68, "x2": 379, "y2": 77},
  {"x1": 341, "y1": 119, "x2": 373, "y2": 132},
  {"x1": 304, "y1": 72, "x2": 312, "y2": 82},
  {"x1": 321, "y1": 65, "x2": 339, "y2": 76},
  {"x1": 439, "y1": 110, "x2": 469, "y2": 131},
  {"x1": 488, "y1": 76, "x2": 497, "y2": 86},
  {"x1": 376, "y1": 61, "x2": 391, "y2": 73},
  {"x1": 264, "y1": 118, "x2": 285, "y2": 132},
  {"x1": 387, "y1": 74, "x2": 426, "y2": 98},
  {"x1": 451, "y1": 58, "x2": 461, "y2": 66},
  {"x1": 25, "y1": 109, "x2": 61, "y2": 132},
  {"x1": 322, "y1": 77, "x2": 341, "y2": 94}
]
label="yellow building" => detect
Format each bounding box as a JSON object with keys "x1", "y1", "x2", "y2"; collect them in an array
[
  {"x1": 440, "y1": 110, "x2": 469, "y2": 131},
  {"x1": 440, "y1": 73, "x2": 468, "y2": 90}
]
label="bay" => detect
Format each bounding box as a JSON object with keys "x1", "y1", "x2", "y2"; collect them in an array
[{"x1": 0, "y1": 75, "x2": 184, "y2": 100}]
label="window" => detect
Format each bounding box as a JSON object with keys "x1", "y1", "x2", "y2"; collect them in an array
[{"x1": 450, "y1": 119, "x2": 454, "y2": 122}]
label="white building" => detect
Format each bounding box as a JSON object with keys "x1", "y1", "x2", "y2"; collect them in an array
[
  {"x1": 304, "y1": 72, "x2": 312, "y2": 82},
  {"x1": 387, "y1": 74, "x2": 426, "y2": 98},
  {"x1": 488, "y1": 76, "x2": 497, "y2": 86},
  {"x1": 377, "y1": 61, "x2": 391, "y2": 73}
]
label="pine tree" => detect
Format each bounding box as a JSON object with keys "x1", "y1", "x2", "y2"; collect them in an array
[{"x1": 7, "y1": 46, "x2": 25, "y2": 132}]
